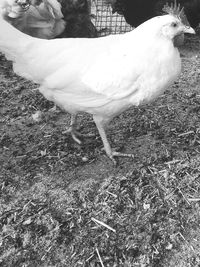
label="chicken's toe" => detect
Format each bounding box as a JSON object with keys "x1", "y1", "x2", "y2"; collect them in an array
[
  {"x1": 63, "y1": 126, "x2": 96, "y2": 144},
  {"x1": 109, "y1": 151, "x2": 134, "y2": 165},
  {"x1": 62, "y1": 126, "x2": 82, "y2": 144}
]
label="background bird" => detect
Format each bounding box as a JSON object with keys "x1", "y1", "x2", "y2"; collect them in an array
[
  {"x1": 105, "y1": 0, "x2": 200, "y2": 29},
  {"x1": 0, "y1": 0, "x2": 66, "y2": 39},
  {"x1": 57, "y1": 0, "x2": 97, "y2": 38},
  {"x1": 0, "y1": 2, "x2": 195, "y2": 163},
  {"x1": 0, "y1": 0, "x2": 97, "y2": 39}
]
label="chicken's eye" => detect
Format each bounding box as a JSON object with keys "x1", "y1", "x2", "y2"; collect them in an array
[{"x1": 171, "y1": 22, "x2": 178, "y2": 27}]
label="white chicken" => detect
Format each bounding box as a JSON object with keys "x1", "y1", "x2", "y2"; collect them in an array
[{"x1": 0, "y1": 2, "x2": 195, "y2": 164}]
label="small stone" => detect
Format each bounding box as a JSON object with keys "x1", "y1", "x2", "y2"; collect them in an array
[
  {"x1": 32, "y1": 111, "x2": 42, "y2": 122},
  {"x1": 82, "y1": 156, "x2": 88, "y2": 162},
  {"x1": 166, "y1": 243, "x2": 173, "y2": 250},
  {"x1": 143, "y1": 203, "x2": 150, "y2": 210}
]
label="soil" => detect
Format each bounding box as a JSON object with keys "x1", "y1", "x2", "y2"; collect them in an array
[{"x1": 0, "y1": 32, "x2": 200, "y2": 266}]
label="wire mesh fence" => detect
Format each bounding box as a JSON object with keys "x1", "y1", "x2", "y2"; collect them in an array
[{"x1": 91, "y1": 0, "x2": 133, "y2": 36}]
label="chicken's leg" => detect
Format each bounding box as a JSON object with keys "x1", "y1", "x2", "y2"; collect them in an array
[
  {"x1": 94, "y1": 116, "x2": 134, "y2": 165},
  {"x1": 64, "y1": 114, "x2": 82, "y2": 144},
  {"x1": 65, "y1": 114, "x2": 95, "y2": 144}
]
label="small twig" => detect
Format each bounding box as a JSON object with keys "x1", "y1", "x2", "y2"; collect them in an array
[
  {"x1": 165, "y1": 159, "x2": 181, "y2": 165},
  {"x1": 187, "y1": 198, "x2": 200, "y2": 202},
  {"x1": 178, "y1": 131, "x2": 194, "y2": 137},
  {"x1": 178, "y1": 189, "x2": 191, "y2": 205},
  {"x1": 96, "y1": 247, "x2": 105, "y2": 267},
  {"x1": 177, "y1": 232, "x2": 186, "y2": 241},
  {"x1": 86, "y1": 253, "x2": 94, "y2": 262},
  {"x1": 91, "y1": 217, "x2": 116, "y2": 233},
  {"x1": 106, "y1": 191, "x2": 117, "y2": 198}
]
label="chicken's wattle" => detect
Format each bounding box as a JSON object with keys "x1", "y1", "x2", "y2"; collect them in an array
[{"x1": 173, "y1": 33, "x2": 184, "y2": 47}]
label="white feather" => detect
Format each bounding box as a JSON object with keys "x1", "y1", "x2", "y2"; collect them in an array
[{"x1": 0, "y1": 14, "x2": 184, "y2": 119}]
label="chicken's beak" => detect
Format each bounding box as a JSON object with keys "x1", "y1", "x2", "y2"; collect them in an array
[{"x1": 183, "y1": 26, "x2": 195, "y2": 34}]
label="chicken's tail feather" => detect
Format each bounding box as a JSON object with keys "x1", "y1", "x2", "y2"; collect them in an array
[{"x1": 0, "y1": 15, "x2": 31, "y2": 61}]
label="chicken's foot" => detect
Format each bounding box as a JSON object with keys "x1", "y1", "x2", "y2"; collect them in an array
[
  {"x1": 64, "y1": 114, "x2": 95, "y2": 144},
  {"x1": 94, "y1": 117, "x2": 134, "y2": 165}
]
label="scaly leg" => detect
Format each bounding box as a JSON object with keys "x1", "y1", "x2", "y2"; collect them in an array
[
  {"x1": 94, "y1": 116, "x2": 134, "y2": 165},
  {"x1": 64, "y1": 114, "x2": 95, "y2": 144},
  {"x1": 64, "y1": 114, "x2": 82, "y2": 144}
]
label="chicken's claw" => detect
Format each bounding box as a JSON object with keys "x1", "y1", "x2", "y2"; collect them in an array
[
  {"x1": 63, "y1": 126, "x2": 95, "y2": 145},
  {"x1": 63, "y1": 126, "x2": 82, "y2": 144},
  {"x1": 109, "y1": 151, "x2": 134, "y2": 165}
]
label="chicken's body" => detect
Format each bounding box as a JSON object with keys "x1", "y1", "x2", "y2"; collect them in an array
[
  {"x1": 40, "y1": 36, "x2": 180, "y2": 117},
  {"x1": 0, "y1": 9, "x2": 195, "y2": 163}
]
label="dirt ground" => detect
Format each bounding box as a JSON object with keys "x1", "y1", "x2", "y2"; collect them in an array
[{"x1": 0, "y1": 32, "x2": 200, "y2": 266}]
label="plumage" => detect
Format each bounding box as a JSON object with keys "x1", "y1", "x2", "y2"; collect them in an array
[
  {"x1": 0, "y1": 4, "x2": 195, "y2": 163},
  {"x1": 57, "y1": 0, "x2": 97, "y2": 38},
  {"x1": 0, "y1": 0, "x2": 29, "y2": 18},
  {"x1": 107, "y1": 0, "x2": 200, "y2": 29},
  {"x1": 0, "y1": 0, "x2": 66, "y2": 39},
  {"x1": 0, "y1": 0, "x2": 97, "y2": 39}
]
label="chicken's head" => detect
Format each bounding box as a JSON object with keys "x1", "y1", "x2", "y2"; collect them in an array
[
  {"x1": 0, "y1": 0, "x2": 30, "y2": 18},
  {"x1": 160, "y1": 0, "x2": 195, "y2": 46}
]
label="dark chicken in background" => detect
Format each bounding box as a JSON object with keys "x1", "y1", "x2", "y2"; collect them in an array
[
  {"x1": 106, "y1": 0, "x2": 200, "y2": 29},
  {"x1": 57, "y1": 0, "x2": 97, "y2": 38}
]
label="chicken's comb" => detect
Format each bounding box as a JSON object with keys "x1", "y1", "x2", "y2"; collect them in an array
[{"x1": 162, "y1": 0, "x2": 190, "y2": 26}]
